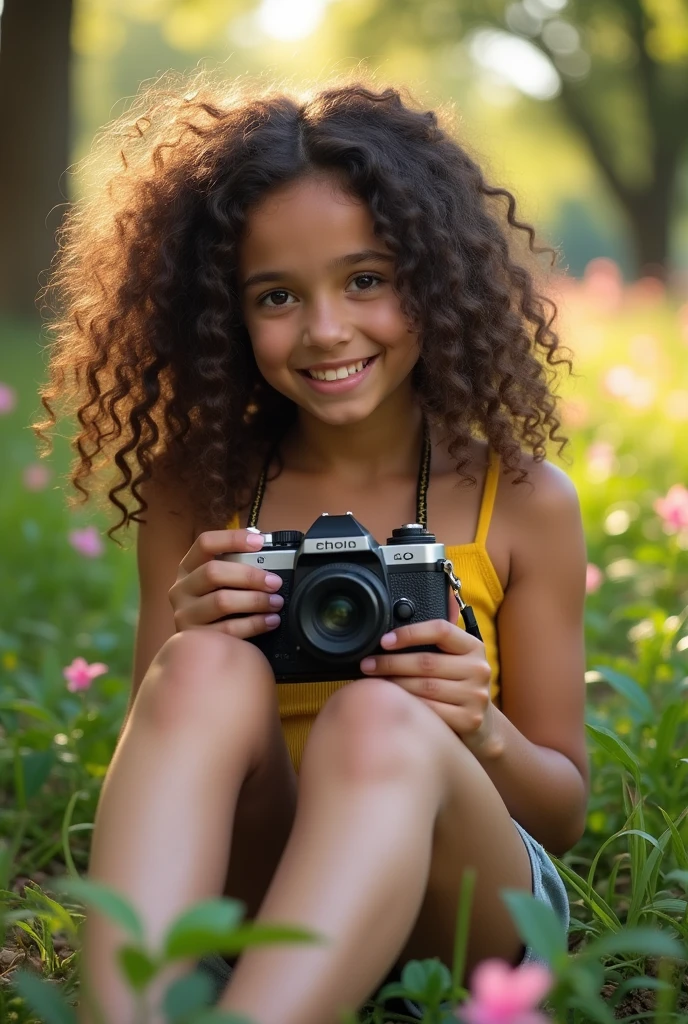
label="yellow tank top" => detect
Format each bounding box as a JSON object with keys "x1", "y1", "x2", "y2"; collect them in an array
[{"x1": 227, "y1": 448, "x2": 504, "y2": 773}]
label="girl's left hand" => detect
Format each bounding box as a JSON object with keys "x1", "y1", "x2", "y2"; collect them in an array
[{"x1": 359, "y1": 619, "x2": 502, "y2": 758}]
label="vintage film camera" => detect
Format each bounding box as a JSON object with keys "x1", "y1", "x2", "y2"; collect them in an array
[{"x1": 217, "y1": 512, "x2": 450, "y2": 682}]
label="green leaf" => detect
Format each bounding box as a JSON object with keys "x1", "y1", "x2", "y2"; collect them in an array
[
  {"x1": 163, "y1": 899, "x2": 245, "y2": 959},
  {"x1": 549, "y1": 856, "x2": 620, "y2": 931},
  {"x1": 582, "y1": 927, "x2": 685, "y2": 961},
  {"x1": 500, "y1": 889, "x2": 567, "y2": 966},
  {"x1": 655, "y1": 702, "x2": 684, "y2": 759},
  {"x1": 664, "y1": 869, "x2": 688, "y2": 889},
  {"x1": 55, "y1": 877, "x2": 145, "y2": 941},
  {"x1": 162, "y1": 970, "x2": 216, "y2": 1022},
  {"x1": 591, "y1": 665, "x2": 653, "y2": 720},
  {"x1": 20, "y1": 750, "x2": 56, "y2": 800},
  {"x1": 163, "y1": 898, "x2": 320, "y2": 960},
  {"x1": 117, "y1": 945, "x2": 160, "y2": 991},
  {"x1": 376, "y1": 982, "x2": 408, "y2": 1002},
  {"x1": 585, "y1": 724, "x2": 640, "y2": 781},
  {"x1": 0, "y1": 699, "x2": 59, "y2": 725},
  {"x1": 400, "y1": 959, "x2": 429, "y2": 998},
  {"x1": 398, "y1": 958, "x2": 451, "y2": 1004},
  {"x1": 24, "y1": 886, "x2": 79, "y2": 937},
  {"x1": 12, "y1": 969, "x2": 77, "y2": 1024},
  {"x1": 657, "y1": 810, "x2": 688, "y2": 870}
]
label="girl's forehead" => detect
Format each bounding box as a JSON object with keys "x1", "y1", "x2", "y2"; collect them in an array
[{"x1": 240, "y1": 176, "x2": 381, "y2": 269}]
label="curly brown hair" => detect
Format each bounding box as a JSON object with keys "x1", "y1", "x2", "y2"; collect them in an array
[{"x1": 34, "y1": 71, "x2": 572, "y2": 544}]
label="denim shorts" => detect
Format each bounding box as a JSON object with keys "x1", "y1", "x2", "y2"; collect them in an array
[{"x1": 196, "y1": 817, "x2": 569, "y2": 1015}]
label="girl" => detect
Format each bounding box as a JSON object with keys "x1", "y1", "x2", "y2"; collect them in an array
[{"x1": 36, "y1": 76, "x2": 589, "y2": 1024}]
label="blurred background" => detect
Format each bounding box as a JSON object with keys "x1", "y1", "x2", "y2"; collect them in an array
[{"x1": 2, "y1": 0, "x2": 688, "y2": 321}]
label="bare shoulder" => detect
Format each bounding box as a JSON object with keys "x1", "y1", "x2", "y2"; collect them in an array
[{"x1": 498, "y1": 451, "x2": 584, "y2": 584}]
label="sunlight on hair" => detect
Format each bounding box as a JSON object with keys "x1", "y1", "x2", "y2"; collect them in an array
[{"x1": 257, "y1": 0, "x2": 329, "y2": 41}]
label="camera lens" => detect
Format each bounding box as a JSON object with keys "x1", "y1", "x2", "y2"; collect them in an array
[
  {"x1": 319, "y1": 594, "x2": 359, "y2": 634},
  {"x1": 290, "y1": 563, "x2": 390, "y2": 661}
]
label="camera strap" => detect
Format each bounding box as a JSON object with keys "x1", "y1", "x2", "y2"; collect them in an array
[{"x1": 245, "y1": 418, "x2": 483, "y2": 642}]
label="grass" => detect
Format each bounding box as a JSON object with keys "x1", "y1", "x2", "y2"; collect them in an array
[{"x1": 1, "y1": 266, "x2": 687, "y2": 1021}]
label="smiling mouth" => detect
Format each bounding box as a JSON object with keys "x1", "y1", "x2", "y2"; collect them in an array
[{"x1": 299, "y1": 356, "x2": 376, "y2": 382}]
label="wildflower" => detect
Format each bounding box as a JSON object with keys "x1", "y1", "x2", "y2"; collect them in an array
[
  {"x1": 68, "y1": 525, "x2": 104, "y2": 557},
  {"x1": 653, "y1": 484, "x2": 688, "y2": 534},
  {"x1": 586, "y1": 564, "x2": 603, "y2": 594},
  {"x1": 23, "y1": 464, "x2": 52, "y2": 491},
  {"x1": 458, "y1": 958, "x2": 553, "y2": 1024},
  {"x1": 582, "y1": 258, "x2": 623, "y2": 312},
  {"x1": 63, "y1": 657, "x2": 108, "y2": 693},
  {"x1": 0, "y1": 382, "x2": 17, "y2": 414}
]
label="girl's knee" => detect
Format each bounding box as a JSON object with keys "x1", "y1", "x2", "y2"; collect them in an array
[
  {"x1": 303, "y1": 678, "x2": 439, "y2": 782},
  {"x1": 134, "y1": 630, "x2": 277, "y2": 732}
]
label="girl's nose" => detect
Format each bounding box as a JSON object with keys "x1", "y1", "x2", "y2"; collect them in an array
[{"x1": 302, "y1": 297, "x2": 354, "y2": 349}]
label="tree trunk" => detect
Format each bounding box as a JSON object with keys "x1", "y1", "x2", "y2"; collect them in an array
[
  {"x1": 625, "y1": 191, "x2": 672, "y2": 279},
  {"x1": 0, "y1": 0, "x2": 73, "y2": 319}
]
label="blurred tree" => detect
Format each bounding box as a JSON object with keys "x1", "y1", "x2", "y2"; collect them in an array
[
  {"x1": 342, "y1": 0, "x2": 688, "y2": 279},
  {"x1": 0, "y1": 0, "x2": 73, "y2": 317}
]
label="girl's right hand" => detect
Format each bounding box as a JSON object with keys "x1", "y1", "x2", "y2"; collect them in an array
[{"x1": 169, "y1": 529, "x2": 283, "y2": 639}]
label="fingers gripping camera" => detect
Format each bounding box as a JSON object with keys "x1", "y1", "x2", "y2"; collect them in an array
[{"x1": 217, "y1": 512, "x2": 450, "y2": 682}]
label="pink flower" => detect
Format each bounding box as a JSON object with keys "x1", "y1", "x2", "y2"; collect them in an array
[
  {"x1": 653, "y1": 484, "x2": 688, "y2": 534},
  {"x1": 63, "y1": 657, "x2": 108, "y2": 693},
  {"x1": 68, "y1": 525, "x2": 104, "y2": 558},
  {"x1": 23, "y1": 464, "x2": 52, "y2": 491},
  {"x1": 0, "y1": 382, "x2": 17, "y2": 414},
  {"x1": 586, "y1": 564, "x2": 603, "y2": 593},
  {"x1": 582, "y1": 258, "x2": 623, "y2": 312},
  {"x1": 458, "y1": 959, "x2": 553, "y2": 1024}
]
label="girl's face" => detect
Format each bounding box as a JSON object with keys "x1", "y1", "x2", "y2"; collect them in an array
[{"x1": 239, "y1": 174, "x2": 420, "y2": 428}]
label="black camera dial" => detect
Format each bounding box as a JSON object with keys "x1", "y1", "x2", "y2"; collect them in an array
[
  {"x1": 393, "y1": 598, "x2": 415, "y2": 621},
  {"x1": 271, "y1": 530, "x2": 304, "y2": 547}
]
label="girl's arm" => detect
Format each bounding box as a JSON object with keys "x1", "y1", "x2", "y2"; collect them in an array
[
  {"x1": 122, "y1": 464, "x2": 197, "y2": 733},
  {"x1": 473, "y1": 459, "x2": 589, "y2": 856}
]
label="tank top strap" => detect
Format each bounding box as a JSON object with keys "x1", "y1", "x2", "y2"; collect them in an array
[{"x1": 474, "y1": 447, "x2": 500, "y2": 548}]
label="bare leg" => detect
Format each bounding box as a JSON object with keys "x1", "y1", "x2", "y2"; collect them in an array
[
  {"x1": 78, "y1": 630, "x2": 296, "y2": 1024},
  {"x1": 219, "y1": 679, "x2": 531, "y2": 1024}
]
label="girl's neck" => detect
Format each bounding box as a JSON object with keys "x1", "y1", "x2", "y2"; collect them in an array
[{"x1": 283, "y1": 386, "x2": 424, "y2": 483}]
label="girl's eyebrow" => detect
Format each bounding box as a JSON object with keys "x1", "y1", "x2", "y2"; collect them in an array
[{"x1": 241, "y1": 249, "x2": 394, "y2": 291}]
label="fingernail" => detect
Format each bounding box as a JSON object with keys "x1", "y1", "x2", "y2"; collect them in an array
[
  {"x1": 265, "y1": 614, "x2": 281, "y2": 628},
  {"x1": 265, "y1": 573, "x2": 282, "y2": 590},
  {"x1": 381, "y1": 632, "x2": 397, "y2": 647},
  {"x1": 247, "y1": 532, "x2": 264, "y2": 548},
  {"x1": 268, "y1": 594, "x2": 284, "y2": 609},
  {"x1": 360, "y1": 657, "x2": 376, "y2": 671}
]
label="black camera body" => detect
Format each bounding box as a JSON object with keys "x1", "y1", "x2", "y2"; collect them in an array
[{"x1": 216, "y1": 512, "x2": 449, "y2": 682}]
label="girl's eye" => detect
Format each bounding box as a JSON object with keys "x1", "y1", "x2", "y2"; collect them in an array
[
  {"x1": 259, "y1": 290, "x2": 295, "y2": 308},
  {"x1": 257, "y1": 274, "x2": 383, "y2": 308},
  {"x1": 348, "y1": 273, "x2": 383, "y2": 292}
]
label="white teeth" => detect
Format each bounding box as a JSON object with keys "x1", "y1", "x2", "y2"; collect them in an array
[{"x1": 308, "y1": 358, "x2": 370, "y2": 381}]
